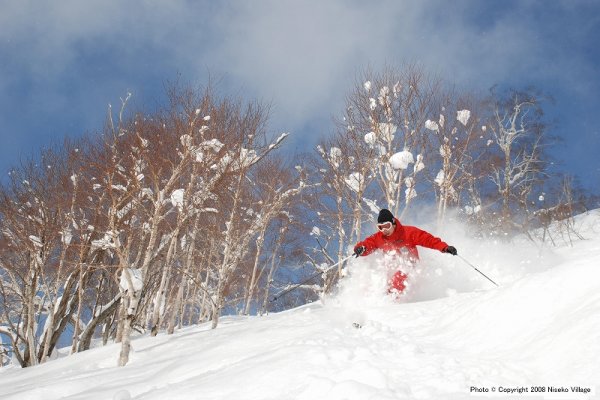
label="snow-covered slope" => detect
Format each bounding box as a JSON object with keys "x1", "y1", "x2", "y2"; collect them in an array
[{"x1": 1, "y1": 212, "x2": 600, "y2": 400}]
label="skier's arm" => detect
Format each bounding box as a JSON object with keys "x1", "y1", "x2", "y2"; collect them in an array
[
  {"x1": 354, "y1": 234, "x2": 380, "y2": 257},
  {"x1": 408, "y1": 227, "x2": 448, "y2": 252}
]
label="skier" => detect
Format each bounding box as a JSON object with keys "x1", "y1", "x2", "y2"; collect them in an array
[{"x1": 353, "y1": 209, "x2": 457, "y2": 294}]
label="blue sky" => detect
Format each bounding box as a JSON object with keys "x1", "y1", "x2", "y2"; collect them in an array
[{"x1": 1, "y1": 0, "x2": 599, "y2": 190}]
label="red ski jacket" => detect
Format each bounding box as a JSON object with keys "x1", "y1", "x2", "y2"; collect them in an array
[{"x1": 355, "y1": 218, "x2": 448, "y2": 261}]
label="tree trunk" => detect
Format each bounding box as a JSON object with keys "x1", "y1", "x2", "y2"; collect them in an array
[
  {"x1": 78, "y1": 293, "x2": 121, "y2": 352},
  {"x1": 24, "y1": 268, "x2": 38, "y2": 367},
  {"x1": 70, "y1": 267, "x2": 85, "y2": 354},
  {"x1": 211, "y1": 273, "x2": 226, "y2": 329},
  {"x1": 167, "y1": 215, "x2": 201, "y2": 334},
  {"x1": 150, "y1": 230, "x2": 179, "y2": 336},
  {"x1": 39, "y1": 303, "x2": 56, "y2": 364},
  {"x1": 118, "y1": 209, "x2": 161, "y2": 365},
  {"x1": 118, "y1": 314, "x2": 134, "y2": 367},
  {"x1": 167, "y1": 264, "x2": 188, "y2": 334},
  {"x1": 260, "y1": 224, "x2": 287, "y2": 315},
  {"x1": 243, "y1": 231, "x2": 265, "y2": 315},
  {"x1": 118, "y1": 288, "x2": 140, "y2": 366}
]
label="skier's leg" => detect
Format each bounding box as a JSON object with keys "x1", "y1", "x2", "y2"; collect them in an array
[{"x1": 389, "y1": 270, "x2": 408, "y2": 293}]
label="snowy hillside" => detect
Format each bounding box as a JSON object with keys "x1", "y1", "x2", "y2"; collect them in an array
[{"x1": 1, "y1": 212, "x2": 600, "y2": 400}]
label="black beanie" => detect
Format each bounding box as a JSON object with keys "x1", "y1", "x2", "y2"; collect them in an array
[{"x1": 377, "y1": 209, "x2": 394, "y2": 224}]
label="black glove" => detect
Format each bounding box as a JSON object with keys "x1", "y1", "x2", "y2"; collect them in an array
[
  {"x1": 353, "y1": 245, "x2": 366, "y2": 257},
  {"x1": 443, "y1": 246, "x2": 457, "y2": 256}
]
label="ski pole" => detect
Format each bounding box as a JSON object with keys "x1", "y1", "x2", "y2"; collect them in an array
[
  {"x1": 457, "y1": 255, "x2": 499, "y2": 287},
  {"x1": 270, "y1": 254, "x2": 355, "y2": 302}
]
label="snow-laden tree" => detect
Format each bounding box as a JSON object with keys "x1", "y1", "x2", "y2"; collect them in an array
[
  {"x1": 111, "y1": 89, "x2": 279, "y2": 362},
  {"x1": 0, "y1": 83, "x2": 299, "y2": 367},
  {"x1": 312, "y1": 137, "x2": 375, "y2": 291},
  {"x1": 240, "y1": 157, "x2": 309, "y2": 315},
  {"x1": 0, "y1": 161, "x2": 55, "y2": 367},
  {"x1": 0, "y1": 138, "x2": 116, "y2": 366},
  {"x1": 342, "y1": 65, "x2": 442, "y2": 218},
  {"x1": 426, "y1": 93, "x2": 492, "y2": 224},
  {"x1": 207, "y1": 134, "x2": 290, "y2": 328}
]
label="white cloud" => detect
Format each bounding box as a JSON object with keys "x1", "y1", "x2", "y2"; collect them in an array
[
  {"x1": 0, "y1": 1, "x2": 594, "y2": 123},
  {"x1": 0, "y1": 0, "x2": 598, "y2": 183},
  {"x1": 204, "y1": 1, "x2": 399, "y2": 127}
]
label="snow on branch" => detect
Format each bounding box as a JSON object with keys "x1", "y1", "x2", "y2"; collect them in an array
[
  {"x1": 389, "y1": 150, "x2": 414, "y2": 170},
  {"x1": 119, "y1": 268, "x2": 143, "y2": 293},
  {"x1": 457, "y1": 109, "x2": 471, "y2": 126},
  {"x1": 269, "y1": 133, "x2": 289, "y2": 150}
]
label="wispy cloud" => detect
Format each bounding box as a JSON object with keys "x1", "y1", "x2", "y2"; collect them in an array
[{"x1": 0, "y1": 0, "x2": 598, "y2": 181}]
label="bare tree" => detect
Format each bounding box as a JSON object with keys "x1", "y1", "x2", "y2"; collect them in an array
[
  {"x1": 425, "y1": 92, "x2": 492, "y2": 224},
  {"x1": 488, "y1": 89, "x2": 549, "y2": 235},
  {"x1": 240, "y1": 157, "x2": 308, "y2": 315},
  {"x1": 532, "y1": 175, "x2": 585, "y2": 246},
  {"x1": 343, "y1": 65, "x2": 442, "y2": 218},
  {"x1": 209, "y1": 128, "x2": 289, "y2": 328}
]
